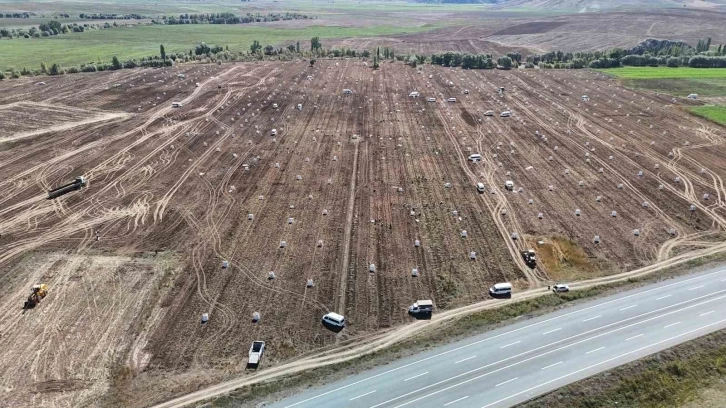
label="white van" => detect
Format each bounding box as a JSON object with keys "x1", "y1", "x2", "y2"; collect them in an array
[
  {"x1": 427, "y1": 97, "x2": 436, "y2": 102},
  {"x1": 484, "y1": 110, "x2": 494, "y2": 116},
  {"x1": 468, "y1": 153, "x2": 482, "y2": 162},
  {"x1": 171, "y1": 102, "x2": 183, "y2": 108},
  {"x1": 322, "y1": 312, "x2": 346, "y2": 327},
  {"x1": 409, "y1": 91, "x2": 420, "y2": 98},
  {"x1": 500, "y1": 111, "x2": 511, "y2": 117},
  {"x1": 271, "y1": 129, "x2": 277, "y2": 136},
  {"x1": 297, "y1": 104, "x2": 303, "y2": 110},
  {"x1": 489, "y1": 282, "x2": 512, "y2": 297},
  {"x1": 448, "y1": 97, "x2": 457, "y2": 102},
  {"x1": 272, "y1": 103, "x2": 278, "y2": 108},
  {"x1": 687, "y1": 94, "x2": 698, "y2": 100},
  {"x1": 343, "y1": 89, "x2": 353, "y2": 95},
  {"x1": 476, "y1": 182, "x2": 486, "y2": 193}
]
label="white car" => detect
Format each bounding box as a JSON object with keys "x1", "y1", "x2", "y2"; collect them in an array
[
  {"x1": 484, "y1": 110, "x2": 494, "y2": 116},
  {"x1": 427, "y1": 97, "x2": 436, "y2": 102},
  {"x1": 468, "y1": 154, "x2": 482, "y2": 162},
  {"x1": 500, "y1": 111, "x2": 511, "y2": 117},
  {"x1": 552, "y1": 284, "x2": 570, "y2": 293}
]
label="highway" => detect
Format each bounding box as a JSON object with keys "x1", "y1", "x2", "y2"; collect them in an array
[{"x1": 272, "y1": 265, "x2": 726, "y2": 408}]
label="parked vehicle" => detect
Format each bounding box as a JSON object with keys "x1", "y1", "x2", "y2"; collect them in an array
[
  {"x1": 468, "y1": 153, "x2": 482, "y2": 162},
  {"x1": 484, "y1": 110, "x2": 495, "y2": 116},
  {"x1": 500, "y1": 111, "x2": 511, "y2": 117},
  {"x1": 489, "y1": 282, "x2": 512, "y2": 298},
  {"x1": 247, "y1": 341, "x2": 265, "y2": 369},
  {"x1": 552, "y1": 284, "x2": 570, "y2": 293},
  {"x1": 477, "y1": 182, "x2": 486, "y2": 193},
  {"x1": 322, "y1": 312, "x2": 346, "y2": 328},
  {"x1": 427, "y1": 97, "x2": 436, "y2": 102},
  {"x1": 408, "y1": 299, "x2": 433, "y2": 314},
  {"x1": 448, "y1": 97, "x2": 457, "y2": 102}
]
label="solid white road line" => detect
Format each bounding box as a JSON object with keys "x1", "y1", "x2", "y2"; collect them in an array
[
  {"x1": 689, "y1": 285, "x2": 705, "y2": 291},
  {"x1": 656, "y1": 295, "x2": 671, "y2": 300},
  {"x1": 404, "y1": 372, "x2": 428, "y2": 382},
  {"x1": 541, "y1": 361, "x2": 563, "y2": 370},
  {"x1": 455, "y1": 356, "x2": 476, "y2": 364},
  {"x1": 376, "y1": 291, "x2": 726, "y2": 408},
  {"x1": 349, "y1": 390, "x2": 376, "y2": 401},
  {"x1": 495, "y1": 377, "x2": 518, "y2": 387},
  {"x1": 700, "y1": 311, "x2": 715, "y2": 316},
  {"x1": 625, "y1": 334, "x2": 644, "y2": 341},
  {"x1": 500, "y1": 341, "x2": 521, "y2": 349},
  {"x1": 480, "y1": 318, "x2": 726, "y2": 408},
  {"x1": 619, "y1": 305, "x2": 637, "y2": 311},
  {"x1": 585, "y1": 347, "x2": 605, "y2": 354},
  {"x1": 283, "y1": 270, "x2": 726, "y2": 408},
  {"x1": 583, "y1": 315, "x2": 602, "y2": 322},
  {"x1": 664, "y1": 322, "x2": 681, "y2": 328},
  {"x1": 444, "y1": 396, "x2": 469, "y2": 406},
  {"x1": 542, "y1": 328, "x2": 562, "y2": 335}
]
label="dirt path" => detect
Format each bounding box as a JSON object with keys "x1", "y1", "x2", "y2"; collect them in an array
[{"x1": 337, "y1": 140, "x2": 360, "y2": 314}]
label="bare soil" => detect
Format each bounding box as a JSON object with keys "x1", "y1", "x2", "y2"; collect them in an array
[{"x1": 0, "y1": 60, "x2": 725, "y2": 407}]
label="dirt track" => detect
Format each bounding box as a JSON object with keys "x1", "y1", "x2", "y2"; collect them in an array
[{"x1": 0, "y1": 61, "x2": 724, "y2": 407}]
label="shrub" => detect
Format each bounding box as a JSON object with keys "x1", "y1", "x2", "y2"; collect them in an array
[{"x1": 666, "y1": 57, "x2": 680, "y2": 67}]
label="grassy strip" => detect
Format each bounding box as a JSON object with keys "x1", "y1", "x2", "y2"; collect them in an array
[
  {"x1": 0, "y1": 23, "x2": 442, "y2": 71},
  {"x1": 690, "y1": 106, "x2": 726, "y2": 127},
  {"x1": 595, "y1": 67, "x2": 726, "y2": 80},
  {"x1": 518, "y1": 329, "x2": 726, "y2": 408}
]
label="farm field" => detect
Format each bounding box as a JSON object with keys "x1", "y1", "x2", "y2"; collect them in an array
[
  {"x1": 596, "y1": 67, "x2": 726, "y2": 80},
  {"x1": 690, "y1": 105, "x2": 726, "y2": 126},
  {"x1": 596, "y1": 67, "x2": 726, "y2": 98},
  {"x1": 0, "y1": 23, "x2": 443, "y2": 72},
  {"x1": 0, "y1": 61, "x2": 725, "y2": 407}
]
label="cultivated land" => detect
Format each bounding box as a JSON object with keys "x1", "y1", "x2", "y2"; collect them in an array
[{"x1": 1, "y1": 61, "x2": 726, "y2": 406}]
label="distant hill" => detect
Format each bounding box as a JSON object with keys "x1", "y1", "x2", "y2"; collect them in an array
[
  {"x1": 412, "y1": 0, "x2": 726, "y2": 9},
  {"x1": 491, "y1": 0, "x2": 726, "y2": 10}
]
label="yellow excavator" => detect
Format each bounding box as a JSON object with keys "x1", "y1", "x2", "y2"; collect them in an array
[{"x1": 23, "y1": 284, "x2": 48, "y2": 310}]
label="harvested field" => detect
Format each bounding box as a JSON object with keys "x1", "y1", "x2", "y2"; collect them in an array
[{"x1": 0, "y1": 61, "x2": 725, "y2": 407}]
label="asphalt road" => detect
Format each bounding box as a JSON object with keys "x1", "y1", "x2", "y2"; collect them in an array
[{"x1": 272, "y1": 265, "x2": 726, "y2": 408}]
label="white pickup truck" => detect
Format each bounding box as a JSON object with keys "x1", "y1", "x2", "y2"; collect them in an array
[{"x1": 247, "y1": 341, "x2": 265, "y2": 369}]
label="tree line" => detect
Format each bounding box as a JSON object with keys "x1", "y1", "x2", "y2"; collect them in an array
[
  {"x1": 526, "y1": 38, "x2": 726, "y2": 69},
  {"x1": 162, "y1": 12, "x2": 310, "y2": 25}
]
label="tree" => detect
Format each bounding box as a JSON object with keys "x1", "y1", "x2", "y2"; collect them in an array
[
  {"x1": 0, "y1": 71, "x2": 5, "y2": 80},
  {"x1": 111, "y1": 56, "x2": 122, "y2": 70},
  {"x1": 160, "y1": 44, "x2": 166, "y2": 61},
  {"x1": 40, "y1": 62, "x2": 47, "y2": 74},
  {"x1": 264, "y1": 44, "x2": 275, "y2": 55},
  {"x1": 310, "y1": 36, "x2": 321, "y2": 52},
  {"x1": 666, "y1": 57, "x2": 680, "y2": 67},
  {"x1": 296, "y1": 41, "x2": 300, "y2": 53},
  {"x1": 497, "y1": 56, "x2": 513, "y2": 69},
  {"x1": 287, "y1": 44, "x2": 295, "y2": 53},
  {"x1": 48, "y1": 63, "x2": 62, "y2": 75},
  {"x1": 408, "y1": 55, "x2": 418, "y2": 68},
  {"x1": 250, "y1": 40, "x2": 261, "y2": 54},
  {"x1": 373, "y1": 56, "x2": 379, "y2": 70}
]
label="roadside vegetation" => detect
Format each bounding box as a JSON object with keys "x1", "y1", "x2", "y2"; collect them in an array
[{"x1": 519, "y1": 328, "x2": 726, "y2": 408}]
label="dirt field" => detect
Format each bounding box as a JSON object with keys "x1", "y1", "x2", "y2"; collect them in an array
[
  {"x1": 330, "y1": 9, "x2": 726, "y2": 54},
  {"x1": 0, "y1": 60, "x2": 724, "y2": 407}
]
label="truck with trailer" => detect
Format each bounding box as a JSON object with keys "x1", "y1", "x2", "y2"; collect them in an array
[{"x1": 47, "y1": 176, "x2": 87, "y2": 199}]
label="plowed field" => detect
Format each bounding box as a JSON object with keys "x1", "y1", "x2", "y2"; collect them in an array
[{"x1": 0, "y1": 61, "x2": 724, "y2": 407}]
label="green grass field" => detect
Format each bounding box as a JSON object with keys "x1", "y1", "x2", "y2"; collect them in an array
[
  {"x1": 690, "y1": 106, "x2": 726, "y2": 126},
  {"x1": 0, "y1": 23, "x2": 441, "y2": 71},
  {"x1": 596, "y1": 67, "x2": 726, "y2": 80},
  {"x1": 597, "y1": 67, "x2": 726, "y2": 97}
]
